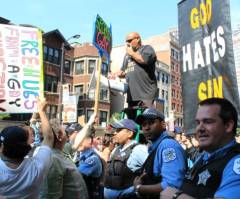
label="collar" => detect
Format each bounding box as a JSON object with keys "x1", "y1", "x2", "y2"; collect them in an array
[
  {"x1": 148, "y1": 131, "x2": 168, "y2": 153},
  {"x1": 80, "y1": 148, "x2": 95, "y2": 159},
  {"x1": 119, "y1": 140, "x2": 137, "y2": 152},
  {"x1": 203, "y1": 140, "x2": 237, "y2": 162}
]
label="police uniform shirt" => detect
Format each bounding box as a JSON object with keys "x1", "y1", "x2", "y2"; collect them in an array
[
  {"x1": 149, "y1": 131, "x2": 186, "y2": 189},
  {"x1": 110, "y1": 140, "x2": 148, "y2": 172},
  {"x1": 78, "y1": 148, "x2": 102, "y2": 178},
  {"x1": 199, "y1": 140, "x2": 240, "y2": 199}
]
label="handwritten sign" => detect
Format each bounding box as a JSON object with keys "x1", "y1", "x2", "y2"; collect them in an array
[
  {"x1": 93, "y1": 15, "x2": 112, "y2": 62},
  {"x1": 0, "y1": 24, "x2": 43, "y2": 113}
]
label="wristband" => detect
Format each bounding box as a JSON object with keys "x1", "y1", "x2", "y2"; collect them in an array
[
  {"x1": 135, "y1": 184, "x2": 141, "y2": 197},
  {"x1": 172, "y1": 190, "x2": 184, "y2": 199}
]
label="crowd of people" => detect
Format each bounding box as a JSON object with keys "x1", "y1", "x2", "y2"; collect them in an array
[{"x1": 0, "y1": 32, "x2": 240, "y2": 199}]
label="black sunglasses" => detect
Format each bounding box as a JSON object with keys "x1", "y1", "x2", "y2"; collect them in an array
[{"x1": 126, "y1": 37, "x2": 136, "y2": 43}]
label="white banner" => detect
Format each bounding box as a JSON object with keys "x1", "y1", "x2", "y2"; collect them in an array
[{"x1": 0, "y1": 24, "x2": 43, "y2": 113}]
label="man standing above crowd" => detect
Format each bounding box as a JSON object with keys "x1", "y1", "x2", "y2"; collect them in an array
[
  {"x1": 161, "y1": 98, "x2": 240, "y2": 199},
  {"x1": 134, "y1": 108, "x2": 186, "y2": 199},
  {"x1": 109, "y1": 32, "x2": 158, "y2": 119}
]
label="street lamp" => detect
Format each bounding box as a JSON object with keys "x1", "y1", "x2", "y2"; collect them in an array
[{"x1": 59, "y1": 34, "x2": 81, "y2": 123}]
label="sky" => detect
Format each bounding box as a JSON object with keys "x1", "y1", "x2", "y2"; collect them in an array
[{"x1": 1, "y1": 0, "x2": 240, "y2": 46}]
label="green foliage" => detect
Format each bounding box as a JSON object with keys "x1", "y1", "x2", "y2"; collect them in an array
[
  {"x1": 0, "y1": 114, "x2": 10, "y2": 120},
  {"x1": 237, "y1": 128, "x2": 240, "y2": 135},
  {"x1": 109, "y1": 112, "x2": 121, "y2": 124}
]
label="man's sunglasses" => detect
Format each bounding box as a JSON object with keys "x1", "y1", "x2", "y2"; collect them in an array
[{"x1": 126, "y1": 37, "x2": 137, "y2": 43}]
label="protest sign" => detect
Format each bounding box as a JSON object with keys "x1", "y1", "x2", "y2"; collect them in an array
[
  {"x1": 0, "y1": 24, "x2": 43, "y2": 113},
  {"x1": 178, "y1": 0, "x2": 240, "y2": 133}
]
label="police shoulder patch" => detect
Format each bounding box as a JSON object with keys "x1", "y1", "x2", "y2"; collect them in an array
[
  {"x1": 85, "y1": 156, "x2": 95, "y2": 165},
  {"x1": 233, "y1": 158, "x2": 240, "y2": 175},
  {"x1": 162, "y1": 148, "x2": 176, "y2": 162}
]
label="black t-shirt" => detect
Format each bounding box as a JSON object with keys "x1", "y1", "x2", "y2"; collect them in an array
[{"x1": 121, "y1": 45, "x2": 157, "y2": 102}]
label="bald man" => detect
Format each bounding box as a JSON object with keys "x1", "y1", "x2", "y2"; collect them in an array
[{"x1": 110, "y1": 32, "x2": 158, "y2": 119}]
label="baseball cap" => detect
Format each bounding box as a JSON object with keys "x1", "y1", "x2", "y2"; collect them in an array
[
  {"x1": 110, "y1": 119, "x2": 138, "y2": 133},
  {"x1": 136, "y1": 108, "x2": 165, "y2": 124},
  {"x1": 65, "y1": 123, "x2": 82, "y2": 135},
  {"x1": 0, "y1": 126, "x2": 28, "y2": 146}
]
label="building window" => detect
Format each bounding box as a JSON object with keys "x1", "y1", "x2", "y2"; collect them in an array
[
  {"x1": 77, "y1": 109, "x2": 84, "y2": 117},
  {"x1": 171, "y1": 61, "x2": 174, "y2": 70},
  {"x1": 162, "y1": 90, "x2": 165, "y2": 99},
  {"x1": 99, "y1": 111, "x2": 107, "y2": 126},
  {"x1": 88, "y1": 60, "x2": 96, "y2": 74},
  {"x1": 166, "y1": 75, "x2": 169, "y2": 84},
  {"x1": 175, "y1": 64, "x2": 178, "y2": 72},
  {"x1": 53, "y1": 49, "x2": 60, "y2": 64},
  {"x1": 157, "y1": 72, "x2": 160, "y2": 81},
  {"x1": 172, "y1": 89, "x2": 175, "y2": 98},
  {"x1": 74, "y1": 85, "x2": 84, "y2": 100},
  {"x1": 88, "y1": 90, "x2": 95, "y2": 99},
  {"x1": 162, "y1": 73, "x2": 165, "y2": 83},
  {"x1": 44, "y1": 75, "x2": 58, "y2": 93},
  {"x1": 175, "y1": 51, "x2": 179, "y2": 60},
  {"x1": 64, "y1": 60, "x2": 71, "y2": 75},
  {"x1": 171, "y1": 75, "x2": 175, "y2": 83},
  {"x1": 87, "y1": 84, "x2": 95, "y2": 99},
  {"x1": 87, "y1": 109, "x2": 94, "y2": 122},
  {"x1": 101, "y1": 63, "x2": 109, "y2": 76},
  {"x1": 172, "y1": 103, "x2": 175, "y2": 110},
  {"x1": 43, "y1": 46, "x2": 48, "y2": 60},
  {"x1": 100, "y1": 89, "x2": 108, "y2": 101},
  {"x1": 47, "y1": 48, "x2": 54, "y2": 62},
  {"x1": 75, "y1": 60, "x2": 84, "y2": 75},
  {"x1": 43, "y1": 46, "x2": 61, "y2": 65},
  {"x1": 166, "y1": 91, "x2": 168, "y2": 100},
  {"x1": 171, "y1": 49, "x2": 175, "y2": 57}
]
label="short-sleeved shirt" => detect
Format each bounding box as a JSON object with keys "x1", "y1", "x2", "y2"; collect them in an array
[
  {"x1": 39, "y1": 148, "x2": 88, "y2": 199},
  {"x1": 149, "y1": 132, "x2": 186, "y2": 189},
  {"x1": 121, "y1": 45, "x2": 157, "y2": 102},
  {"x1": 78, "y1": 148, "x2": 103, "y2": 178},
  {"x1": 0, "y1": 145, "x2": 52, "y2": 199},
  {"x1": 200, "y1": 140, "x2": 240, "y2": 199}
]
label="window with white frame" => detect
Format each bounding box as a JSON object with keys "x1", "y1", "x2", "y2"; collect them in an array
[
  {"x1": 88, "y1": 60, "x2": 96, "y2": 74},
  {"x1": 100, "y1": 88, "x2": 108, "y2": 101},
  {"x1": 75, "y1": 60, "x2": 84, "y2": 75},
  {"x1": 99, "y1": 111, "x2": 107, "y2": 126},
  {"x1": 86, "y1": 109, "x2": 94, "y2": 122},
  {"x1": 87, "y1": 84, "x2": 95, "y2": 99},
  {"x1": 64, "y1": 60, "x2": 71, "y2": 75},
  {"x1": 75, "y1": 85, "x2": 84, "y2": 99},
  {"x1": 44, "y1": 75, "x2": 58, "y2": 93}
]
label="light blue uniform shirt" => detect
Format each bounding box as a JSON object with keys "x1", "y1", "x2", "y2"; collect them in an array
[
  {"x1": 149, "y1": 131, "x2": 186, "y2": 189},
  {"x1": 104, "y1": 140, "x2": 148, "y2": 199},
  {"x1": 78, "y1": 148, "x2": 102, "y2": 178},
  {"x1": 201, "y1": 140, "x2": 240, "y2": 199}
]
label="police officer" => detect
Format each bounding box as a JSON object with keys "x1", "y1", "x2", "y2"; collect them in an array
[
  {"x1": 160, "y1": 98, "x2": 240, "y2": 199},
  {"x1": 78, "y1": 133, "x2": 103, "y2": 199},
  {"x1": 104, "y1": 119, "x2": 148, "y2": 199},
  {"x1": 134, "y1": 108, "x2": 186, "y2": 199}
]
